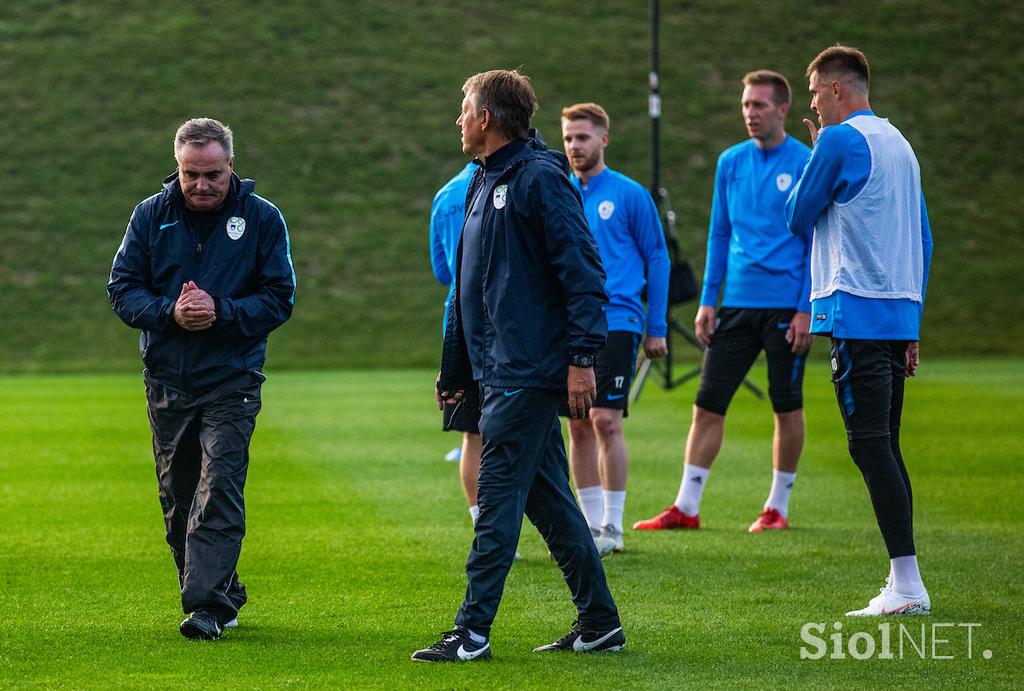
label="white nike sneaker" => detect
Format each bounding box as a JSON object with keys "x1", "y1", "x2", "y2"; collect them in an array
[
  {"x1": 598, "y1": 528, "x2": 618, "y2": 552},
  {"x1": 585, "y1": 525, "x2": 610, "y2": 558},
  {"x1": 846, "y1": 585, "x2": 931, "y2": 616}
]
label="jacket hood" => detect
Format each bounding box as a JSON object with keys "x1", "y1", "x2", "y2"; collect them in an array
[
  {"x1": 160, "y1": 172, "x2": 254, "y2": 207},
  {"x1": 486, "y1": 129, "x2": 571, "y2": 177},
  {"x1": 525, "y1": 128, "x2": 571, "y2": 175}
]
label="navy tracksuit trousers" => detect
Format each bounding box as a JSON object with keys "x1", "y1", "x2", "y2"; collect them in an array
[
  {"x1": 145, "y1": 371, "x2": 263, "y2": 625},
  {"x1": 455, "y1": 385, "x2": 620, "y2": 636}
]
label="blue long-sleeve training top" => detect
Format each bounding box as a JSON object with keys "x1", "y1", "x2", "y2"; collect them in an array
[
  {"x1": 786, "y1": 110, "x2": 933, "y2": 340},
  {"x1": 571, "y1": 168, "x2": 670, "y2": 338},
  {"x1": 700, "y1": 135, "x2": 812, "y2": 312},
  {"x1": 429, "y1": 161, "x2": 476, "y2": 332}
]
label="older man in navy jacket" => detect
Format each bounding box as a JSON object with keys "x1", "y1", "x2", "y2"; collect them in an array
[
  {"x1": 108, "y1": 117, "x2": 295, "y2": 641},
  {"x1": 412, "y1": 70, "x2": 624, "y2": 663}
]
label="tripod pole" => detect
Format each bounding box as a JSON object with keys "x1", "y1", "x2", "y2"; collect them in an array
[
  {"x1": 630, "y1": 0, "x2": 765, "y2": 405},
  {"x1": 649, "y1": 0, "x2": 661, "y2": 199},
  {"x1": 649, "y1": 0, "x2": 674, "y2": 386}
]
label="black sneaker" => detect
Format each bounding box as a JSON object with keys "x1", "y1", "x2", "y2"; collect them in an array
[
  {"x1": 180, "y1": 611, "x2": 223, "y2": 640},
  {"x1": 533, "y1": 622, "x2": 625, "y2": 653},
  {"x1": 411, "y1": 628, "x2": 492, "y2": 662}
]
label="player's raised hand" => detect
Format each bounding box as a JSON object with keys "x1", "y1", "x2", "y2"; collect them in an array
[{"x1": 803, "y1": 118, "x2": 820, "y2": 145}]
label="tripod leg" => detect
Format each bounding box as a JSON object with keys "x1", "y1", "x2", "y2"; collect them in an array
[
  {"x1": 629, "y1": 351, "x2": 653, "y2": 405},
  {"x1": 741, "y1": 377, "x2": 766, "y2": 399}
]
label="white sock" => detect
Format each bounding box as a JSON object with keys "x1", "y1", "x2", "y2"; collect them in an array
[
  {"x1": 764, "y1": 469, "x2": 797, "y2": 517},
  {"x1": 576, "y1": 485, "x2": 604, "y2": 531},
  {"x1": 674, "y1": 465, "x2": 709, "y2": 516},
  {"x1": 602, "y1": 490, "x2": 626, "y2": 532},
  {"x1": 891, "y1": 555, "x2": 925, "y2": 596},
  {"x1": 467, "y1": 628, "x2": 487, "y2": 644},
  {"x1": 469, "y1": 505, "x2": 480, "y2": 526}
]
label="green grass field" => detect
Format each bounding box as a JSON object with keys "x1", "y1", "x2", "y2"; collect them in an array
[{"x1": 1, "y1": 360, "x2": 1021, "y2": 688}]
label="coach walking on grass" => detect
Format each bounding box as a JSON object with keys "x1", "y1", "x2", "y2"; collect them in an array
[
  {"x1": 787, "y1": 46, "x2": 934, "y2": 616},
  {"x1": 108, "y1": 118, "x2": 295, "y2": 640},
  {"x1": 413, "y1": 69, "x2": 624, "y2": 662}
]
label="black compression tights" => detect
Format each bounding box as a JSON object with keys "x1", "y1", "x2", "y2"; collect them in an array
[{"x1": 848, "y1": 430, "x2": 915, "y2": 558}]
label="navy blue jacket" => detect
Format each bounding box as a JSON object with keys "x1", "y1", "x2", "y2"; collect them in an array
[
  {"x1": 440, "y1": 131, "x2": 608, "y2": 392},
  {"x1": 108, "y1": 173, "x2": 296, "y2": 393}
]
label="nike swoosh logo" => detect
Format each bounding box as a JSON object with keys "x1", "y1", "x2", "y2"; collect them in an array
[
  {"x1": 777, "y1": 322, "x2": 790, "y2": 329},
  {"x1": 606, "y1": 393, "x2": 625, "y2": 400},
  {"x1": 457, "y1": 643, "x2": 489, "y2": 660},
  {"x1": 160, "y1": 220, "x2": 179, "y2": 230},
  {"x1": 572, "y1": 627, "x2": 622, "y2": 652},
  {"x1": 883, "y1": 599, "x2": 928, "y2": 615},
  {"x1": 503, "y1": 388, "x2": 524, "y2": 397}
]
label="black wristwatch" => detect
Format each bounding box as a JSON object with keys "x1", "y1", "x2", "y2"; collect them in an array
[{"x1": 569, "y1": 353, "x2": 595, "y2": 368}]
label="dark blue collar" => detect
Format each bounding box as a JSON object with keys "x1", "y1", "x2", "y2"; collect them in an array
[{"x1": 481, "y1": 139, "x2": 527, "y2": 171}]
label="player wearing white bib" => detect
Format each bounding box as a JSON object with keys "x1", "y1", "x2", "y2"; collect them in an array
[{"x1": 786, "y1": 46, "x2": 934, "y2": 617}]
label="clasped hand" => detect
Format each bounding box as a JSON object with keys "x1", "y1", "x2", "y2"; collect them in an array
[{"x1": 173, "y1": 281, "x2": 216, "y2": 331}]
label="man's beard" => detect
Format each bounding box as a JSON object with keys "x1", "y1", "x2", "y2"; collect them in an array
[{"x1": 572, "y1": 151, "x2": 601, "y2": 175}]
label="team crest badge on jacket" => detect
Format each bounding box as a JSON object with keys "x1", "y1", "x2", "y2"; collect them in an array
[
  {"x1": 493, "y1": 185, "x2": 508, "y2": 210},
  {"x1": 598, "y1": 200, "x2": 615, "y2": 220},
  {"x1": 776, "y1": 173, "x2": 792, "y2": 192},
  {"x1": 226, "y1": 217, "x2": 246, "y2": 240}
]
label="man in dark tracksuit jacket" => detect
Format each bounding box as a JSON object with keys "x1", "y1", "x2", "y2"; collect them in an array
[
  {"x1": 413, "y1": 70, "x2": 624, "y2": 663},
  {"x1": 108, "y1": 118, "x2": 295, "y2": 640}
]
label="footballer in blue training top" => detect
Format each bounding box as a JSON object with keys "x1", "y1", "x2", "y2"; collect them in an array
[
  {"x1": 428, "y1": 161, "x2": 492, "y2": 544},
  {"x1": 560, "y1": 103, "x2": 670, "y2": 557},
  {"x1": 430, "y1": 161, "x2": 476, "y2": 334},
  {"x1": 634, "y1": 70, "x2": 813, "y2": 536}
]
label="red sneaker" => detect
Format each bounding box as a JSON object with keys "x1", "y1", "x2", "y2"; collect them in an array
[
  {"x1": 632, "y1": 505, "x2": 700, "y2": 530},
  {"x1": 748, "y1": 507, "x2": 789, "y2": 533}
]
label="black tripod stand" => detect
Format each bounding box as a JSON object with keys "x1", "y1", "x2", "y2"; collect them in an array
[
  {"x1": 630, "y1": 0, "x2": 764, "y2": 405},
  {"x1": 629, "y1": 186, "x2": 765, "y2": 404}
]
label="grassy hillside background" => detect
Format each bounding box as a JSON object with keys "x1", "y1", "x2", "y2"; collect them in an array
[{"x1": 0, "y1": 0, "x2": 1020, "y2": 373}]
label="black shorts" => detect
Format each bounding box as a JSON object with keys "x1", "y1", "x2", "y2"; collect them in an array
[
  {"x1": 830, "y1": 338, "x2": 908, "y2": 441},
  {"x1": 695, "y1": 307, "x2": 806, "y2": 415},
  {"x1": 560, "y1": 330, "x2": 640, "y2": 418},
  {"x1": 442, "y1": 382, "x2": 481, "y2": 434}
]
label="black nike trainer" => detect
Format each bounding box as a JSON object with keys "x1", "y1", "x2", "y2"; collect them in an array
[
  {"x1": 533, "y1": 622, "x2": 626, "y2": 653},
  {"x1": 180, "y1": 611, "x2": 223, "y2": 641},
  {"x1": 412, "y1": 628, "x2": 492, "y2": 662}
]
